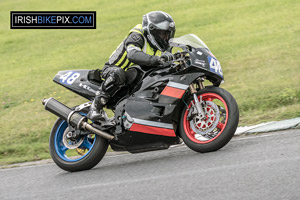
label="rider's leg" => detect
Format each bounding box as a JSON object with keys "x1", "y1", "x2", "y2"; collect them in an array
[{"x1": 87, "y1": 66, "x2": 126, "y2": 121}]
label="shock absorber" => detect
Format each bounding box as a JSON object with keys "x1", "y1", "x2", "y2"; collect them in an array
[
  {"x1": 189, "y1": 84, "x2": 206, "y2": 119},
  {"x1": 198, "y1": 77, "x2": 205, "y2": 90}
]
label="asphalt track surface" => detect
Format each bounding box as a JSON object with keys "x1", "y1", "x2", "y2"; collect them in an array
[{"x1": 1, "y1": 129, "x2": 299, "y2": 200}]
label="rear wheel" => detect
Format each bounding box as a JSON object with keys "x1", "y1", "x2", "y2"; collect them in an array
[
  {"x1": 49, "y1": 116, "x2": 108, "y2": 172},
  {"x1": 179, "y1": 86, "x2": 239, "y2": 152}
]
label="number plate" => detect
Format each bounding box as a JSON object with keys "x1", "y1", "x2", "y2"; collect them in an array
[{"x1": 59, "y1": 71, "x2": 81, "y2": 85}]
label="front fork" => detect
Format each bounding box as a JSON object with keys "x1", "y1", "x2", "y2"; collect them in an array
[{"x1": 189, "y1": 78, "x2": 206, "y2": 120}]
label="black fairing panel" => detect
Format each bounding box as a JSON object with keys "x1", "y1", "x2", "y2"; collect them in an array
[
  {"x1": 189, "y1": 47, "x2": 224, "y2": 86},
  {"x1": 123, "y1": 71, "x2": 201, "y2": 122},
  {"x1": 111, "y1": 131, "x2": 179, "y2": 151},
  {"x1": 111, "y1": 69, "x2": 203, "y2": 149},
  {"x1": 53, "y1": 70, "x2": 101, "y2": 100}
]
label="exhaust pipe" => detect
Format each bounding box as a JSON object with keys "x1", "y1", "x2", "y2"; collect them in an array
[{"x1": 42, "y1": 98, "x2": 114, "y2": 140}]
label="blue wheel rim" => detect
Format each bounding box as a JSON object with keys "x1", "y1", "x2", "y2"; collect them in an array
[{"x1": 54, "y1": 120, "x2": 96, "y2": 162}]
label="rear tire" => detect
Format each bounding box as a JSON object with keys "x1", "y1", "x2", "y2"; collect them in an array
[
  {"x1": 179, "y1": 86, "x2": 239, "y2": 153},
  {"x1": 49, "y1": 117, "x2": 108, "y2": 172}
]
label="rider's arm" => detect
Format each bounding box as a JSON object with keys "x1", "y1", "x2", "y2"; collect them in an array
[{"x1": 124, "y1": 32, "x2": 160, "y2": 68}]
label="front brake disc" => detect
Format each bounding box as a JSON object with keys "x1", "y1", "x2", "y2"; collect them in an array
[{"x1": 189, "y1": 101, "x2": 220, "y2": 137}]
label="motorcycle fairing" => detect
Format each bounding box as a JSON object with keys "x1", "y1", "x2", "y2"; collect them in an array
[{"x1": 111, "y1": 71, "x2": 204, "y2": 150}]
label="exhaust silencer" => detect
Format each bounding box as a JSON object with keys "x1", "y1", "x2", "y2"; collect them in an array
[{"x1": 42, "y1": 98, "x2": 114, "y2": 140}]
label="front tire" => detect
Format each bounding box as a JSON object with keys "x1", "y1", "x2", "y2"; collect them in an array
[
  {"x1": 179, "y1": 86, "x2": 239, "y2": 153},
  {"x1": 49, "y1": 117, "x2": 108, "y2": 172}
]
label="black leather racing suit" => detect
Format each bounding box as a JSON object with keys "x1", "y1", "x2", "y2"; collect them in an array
[{"x1": 94, "y1": 32, "x2": 162, "y2": 109}]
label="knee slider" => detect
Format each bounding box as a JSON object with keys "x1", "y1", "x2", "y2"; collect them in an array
[
  {"x1": 112, "y1": 67, "x2": 126, "y2": 85},
  {"x1": 101, "y1": 67, "x2": 127, "y2": 96},
  {"x1": 103, "y1": 73, "x2": 117, "y2": 91}
]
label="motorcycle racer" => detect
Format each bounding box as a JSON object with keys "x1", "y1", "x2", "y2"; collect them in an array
[{"x1": 88, "y1": 11, "x2": 176, "y2": 121}]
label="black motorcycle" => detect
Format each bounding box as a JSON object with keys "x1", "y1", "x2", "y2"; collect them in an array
[{"x1": 42, "y1": 34, "x2": 239, "y2": 172}]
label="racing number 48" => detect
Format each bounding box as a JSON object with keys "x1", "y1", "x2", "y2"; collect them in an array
[{"x1": 59, "y1": 72, "x2": 80, "y2": 85}]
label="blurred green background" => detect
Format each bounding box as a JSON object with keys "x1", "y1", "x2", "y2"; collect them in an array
[{"x1": 0, "y1": 0, "x2": 299, "y2": 164}]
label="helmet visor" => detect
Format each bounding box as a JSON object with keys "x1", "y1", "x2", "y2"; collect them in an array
[{"x1": 150, "y1": 29, "x2": 174, "y2": 51}]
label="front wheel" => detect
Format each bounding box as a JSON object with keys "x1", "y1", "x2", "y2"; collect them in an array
[
  {"x1": 179, "y1": 86, "x2": 239, "y2": 153},
  {"x1": 49, "y1": 117, "x2": 108, "y2": 172}
]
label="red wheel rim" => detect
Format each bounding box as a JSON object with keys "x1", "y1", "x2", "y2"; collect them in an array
[{"x1": 183, "y1": 93, "x2": 229, "y2": 144}]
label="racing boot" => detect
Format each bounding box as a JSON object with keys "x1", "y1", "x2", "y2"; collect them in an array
[{"x1": 87, "y1": 91, "x2": 109, "y2": 121}]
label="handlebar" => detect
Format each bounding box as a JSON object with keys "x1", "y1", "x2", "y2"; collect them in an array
[
  {"x1": 155, "y1": 51, "x2": 190, "y2": 71},
  {"x1": 171, "y1": 51, "x2": 190, "y2": 69}
]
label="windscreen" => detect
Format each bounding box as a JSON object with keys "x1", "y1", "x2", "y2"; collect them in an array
[{"x1": 169, "y1": 34, "x2": 209, "y2": 49}]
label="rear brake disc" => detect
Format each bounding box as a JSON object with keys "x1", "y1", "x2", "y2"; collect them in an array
[{"x1": 62, "y1": 127, "x2": 84, "y2": 149}]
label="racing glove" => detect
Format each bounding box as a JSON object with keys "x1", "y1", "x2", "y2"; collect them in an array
[
  {"x1": 157, "y1": 52, "x2": 174, "y2": 68},
  {"x1": 160, "y1": 51, "x2": 175, "y2": 62},
  {"x1": 158, "y1": 58, "x2": 173, "y2": 69}
]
